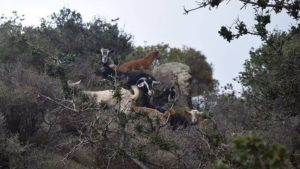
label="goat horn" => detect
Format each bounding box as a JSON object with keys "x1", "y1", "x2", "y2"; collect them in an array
[
  {"x1": 137, "y1": 77, "x2": 147, "y2": 81},
  {"x1": 136, "y1": 77, "x2": 147, "y2": 85}
]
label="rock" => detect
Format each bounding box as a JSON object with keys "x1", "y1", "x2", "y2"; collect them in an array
[{"x1": 152, "y1": 62, "x2": 192, "y2": 108}]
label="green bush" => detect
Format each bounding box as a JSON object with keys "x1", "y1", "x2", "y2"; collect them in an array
[{"x1": 213, "y1": 134, "x2": 288, "y2": 169}]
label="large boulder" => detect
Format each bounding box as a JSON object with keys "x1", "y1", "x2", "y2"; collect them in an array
[{"x1": 152, "y1": 62, "x2": 192, "y2": 108}]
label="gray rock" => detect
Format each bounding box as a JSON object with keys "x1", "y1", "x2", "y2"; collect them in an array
[{"x1": 152, "y1": 62, "x2": 192, "y2": 108}]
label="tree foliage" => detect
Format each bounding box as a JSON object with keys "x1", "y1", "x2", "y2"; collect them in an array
[
  {"x1": 184, "y1": 0, "x2": 300, "y2": 42},
  {"x1": 0, "y1": 8, "x2": 133, "y2": 97},
  {"x1": 239, "y1": 27, "x2": 300, "y2": 117}
]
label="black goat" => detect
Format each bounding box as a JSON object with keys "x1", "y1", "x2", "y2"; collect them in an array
[
  {"x1": 137, "y1": 86, "x2": 176, "y2": 111},
  {"x1": 169, "y1": 113, "x2": 189, "y2": 130},
  {"x1": 150, "y1": 86, "x2": 176, "y2": 112}
]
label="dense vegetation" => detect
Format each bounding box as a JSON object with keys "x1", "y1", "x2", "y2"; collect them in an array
[{"x1": 0, "y1": 7, "x2": 299, "y2": 169}]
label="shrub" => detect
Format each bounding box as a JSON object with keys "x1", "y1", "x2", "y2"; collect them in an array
[{"x1": 213, "y1": 134, "x2": 288, "y2": 169}]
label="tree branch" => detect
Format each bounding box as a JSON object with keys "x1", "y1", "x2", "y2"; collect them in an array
[{"x1": 37, "y1": 92, "x2": 78, "y2": 112}]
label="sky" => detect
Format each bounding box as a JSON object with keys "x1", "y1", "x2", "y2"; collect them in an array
[{"x1": 1, "y1": 0, "x2": 296, "y2": 93}]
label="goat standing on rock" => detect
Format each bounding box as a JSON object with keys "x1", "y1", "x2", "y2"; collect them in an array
[{"x1": 118, "y1": 50, "x2": 160, "y2": 72}]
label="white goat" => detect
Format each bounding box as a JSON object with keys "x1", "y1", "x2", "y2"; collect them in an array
[
  {"x1": 68, "y1": 78, "x2": 152, "y2": 115},
  {"x1": 83, "y1": 85, "x2": 141, "y2": 114}
]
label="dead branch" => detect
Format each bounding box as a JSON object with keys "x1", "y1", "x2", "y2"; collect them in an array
[
  {"x1": 61, "y1": 139, "x2": 88, "y2": 164},
  {"x1": 37, "y1": 92, "x2": 78, "y2": 112}
]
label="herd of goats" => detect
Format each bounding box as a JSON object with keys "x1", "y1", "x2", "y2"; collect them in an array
[{"x1": 68, "y1": 48, "x2": 204, "y2": 129}]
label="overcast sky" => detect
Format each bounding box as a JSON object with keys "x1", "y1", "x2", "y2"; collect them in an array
[{"x1": 2, "y1": 0, "x2": 296, "y2": 92}]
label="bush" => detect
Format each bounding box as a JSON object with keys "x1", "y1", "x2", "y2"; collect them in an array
[
  {"x1": 231, "y1": 134, "x2": 287, "y2": 169},
  {"x1": 0, "y1": 112, "x2": 28, "y2": 169},
  {"x1": 0, "y1": 63, "x2": 62, "y2": 143},
  {"x1": 213, "y1": 134, "x2": 288, "y2": 169}
]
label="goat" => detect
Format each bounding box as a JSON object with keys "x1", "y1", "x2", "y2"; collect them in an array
[
  {"x1": 82, "y1": 81, "x2": 150, "y2": 115},
  {"x1": 167, "y1": 109, "x2": 205, "y2": 130},
  {"x1": 150, "y1": 86, "x2": 176, "y2": 112},
  {"x1": 118, "y1": 50, "x2": 160, "y2": 72},
  {"x1": 188, "y1": 109, "x2": 205, "y2": 124},
  {"x1": 98, "y1": 48, "x2": 114, "y2": 66}
]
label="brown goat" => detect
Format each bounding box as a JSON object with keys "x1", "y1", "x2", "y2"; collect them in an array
[{"x1": 119, "y1": 50, "x2": 160, "y2": 72}]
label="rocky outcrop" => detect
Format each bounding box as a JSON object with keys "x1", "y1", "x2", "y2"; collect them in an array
[{"x1": 152, "y1": 62, "x2": 192, "y2": 108}]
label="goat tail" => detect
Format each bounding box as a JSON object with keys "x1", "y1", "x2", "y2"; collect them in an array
[{"x1": 130, "y1": 85, "x2": 140, "y2": 100}]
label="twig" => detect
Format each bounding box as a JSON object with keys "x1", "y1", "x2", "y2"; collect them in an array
[
  {"x1": 122, "y1": 151, "x2": 150, "y2": 169},
  {"x1": 130, "y1": 157, "x2": 150, "y2": 169},
  {"x1": 183, "y1": 1, "x2": 210, "y2": 14},
  {"x1": 61, "y1": 139, "x2": 88, "y2": 163},
  {"x1": 37, "y1": 92, "x2": 77, "y2": 112},
  {"x1": 80, "y1": 107, "x2": 102, "y2": 112},
  {"x1": 106, "y1": 151, "x2": 117, "y2": 169},
  {"x1": 157, "y1": 101, "x2": 175, "y2": 129}
]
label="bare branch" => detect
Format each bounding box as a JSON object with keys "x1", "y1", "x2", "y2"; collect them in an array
[
  {"x1": 183, "y1": 1, "x2": 210, "y2": 14},
  {"x1": 61, "y1": 139, "x2": 88, "y2": 163},
  {"x1": 37, "y1": 92, "x2": 78, "y2": 112},
  {"x1": 130, "y1": 157, "x2": 150, "y2": 169}
]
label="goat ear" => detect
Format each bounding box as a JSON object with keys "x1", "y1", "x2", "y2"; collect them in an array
[{"x1": 97, "y1": 49, "x2": 101, "y2": 54}]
